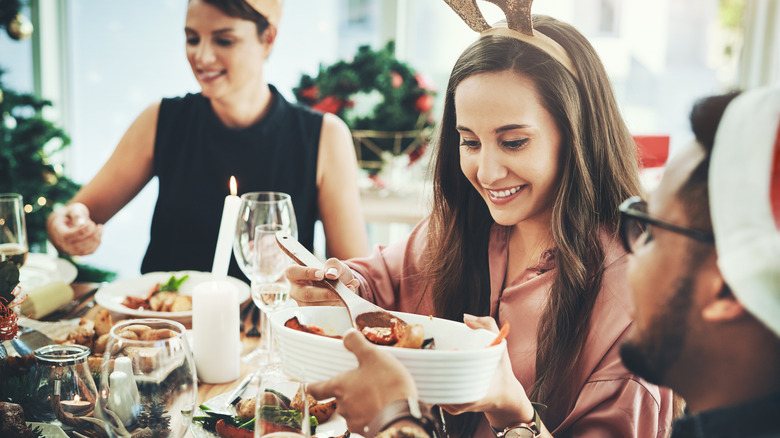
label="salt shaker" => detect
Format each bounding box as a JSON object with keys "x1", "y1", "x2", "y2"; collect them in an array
[{"x1": 107, "y1": 370, "x2": 137, "y2": 426}]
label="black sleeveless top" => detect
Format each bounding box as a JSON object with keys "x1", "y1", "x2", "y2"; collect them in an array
[{"x1": 141, "y1": 86, "x2": 322, "y2": 280}]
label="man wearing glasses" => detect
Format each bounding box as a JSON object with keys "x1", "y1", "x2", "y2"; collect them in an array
[{"x1": 618, "y1": 85, "x2": 780, "y2": 437}]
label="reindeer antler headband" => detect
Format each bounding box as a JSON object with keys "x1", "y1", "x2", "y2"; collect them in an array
[{"x1": 444, "y1": 0, "x2": 578, "y2": 81}]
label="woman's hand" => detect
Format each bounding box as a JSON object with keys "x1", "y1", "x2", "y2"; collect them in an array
[
  {"x1": 441, "y1": 314, "x2": 537, "y2": 431},
  {"x1": 46, "y1": 203, "x2": 103, "y2": 255},
  {"x1": 308, "y1": 329, "x2": 418, "y2": 432},
  {"x1": 285, "y1": 257, "x2": 360, "y2": 306}
]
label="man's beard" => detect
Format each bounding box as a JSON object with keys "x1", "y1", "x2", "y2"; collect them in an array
[{"x1": 620, "y1": 274, "x2": 695, "y2": 386}]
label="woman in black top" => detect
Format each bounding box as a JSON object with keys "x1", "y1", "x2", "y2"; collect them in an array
[{"x1": 47, "y1": 0, "x2": 369, "y2": 277}]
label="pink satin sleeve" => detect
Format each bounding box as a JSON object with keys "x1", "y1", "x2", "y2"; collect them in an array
[{"x1": 344, "y1": 219, "x2": 435, "y2": 315}]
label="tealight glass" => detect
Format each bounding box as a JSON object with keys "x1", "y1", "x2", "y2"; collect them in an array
[{"x1": 30, "y1": 344, "x2": 98, "y2": 433}]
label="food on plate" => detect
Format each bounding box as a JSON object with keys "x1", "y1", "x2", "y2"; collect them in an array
[
  {"x1": 291, "y1": 388, "x2": 337, "y2": 424},
  {"x1": 285, "y1": 315, "x2": 430, "y2": 349},
  {"x1": 195, "y1": 388, "x2": 333, "y2": 437},
  {"x1": 120, "y1": 274, "x2": 192, "y2": 312},
  {"x1": 60, "y1": 308, "x2": 114, "y2": 355},
  {"x1": 215, "y1": 419, "x2": 253, "y2": 438}
]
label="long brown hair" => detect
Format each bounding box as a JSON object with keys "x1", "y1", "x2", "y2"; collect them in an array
[{"x1": 425, "y1": 15, "x2": 642, "y2": 434}]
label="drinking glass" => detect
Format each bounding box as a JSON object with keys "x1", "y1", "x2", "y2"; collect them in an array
[
  {"x1": 233, "y1": 192, "x2": 297, "y2": 364},
  {"x1": 254, "y1": 363, "x2": 311, "y2": 438},
  {"x1": 0, "y1": 193, "x2": 28, "y2": 268},
  {"x1": 248, "y1": 224, "x2": 292, "y2": 364},
  {"x1": 95, "y1": 318, "x2": 197, "y2": 438}
]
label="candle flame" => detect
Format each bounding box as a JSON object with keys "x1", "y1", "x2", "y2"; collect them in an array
[
  {"x1": 229, "y1": 176, "x2": 237, "y2": 196},
  {"x1": 74, "y1": 394, "x2": 81, "y2": 402}
]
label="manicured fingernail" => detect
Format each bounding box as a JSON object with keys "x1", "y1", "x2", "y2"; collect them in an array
[
  {"x1": 326, "y1": 267, "x2": 338, "y2": 277},
  {"x1": 463, "y1": 313, "x2": 476, "y2": 322}
]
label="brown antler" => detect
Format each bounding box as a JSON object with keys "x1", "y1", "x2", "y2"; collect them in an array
[
  {"x1": 443, "y1": 0, "x2": 491, "y2": 32},
  {"x1": 485, "y1": 0, "x2": 534, "y2": 36}
]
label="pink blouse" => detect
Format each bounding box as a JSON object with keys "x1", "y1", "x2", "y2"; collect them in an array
[{"x1": 346, "y1": 220, "x2": 674, "y2": 437}]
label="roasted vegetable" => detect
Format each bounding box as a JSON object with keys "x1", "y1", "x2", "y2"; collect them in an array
[{"x1": 215, "y1": 419, "x2": 253, "y2": 438}]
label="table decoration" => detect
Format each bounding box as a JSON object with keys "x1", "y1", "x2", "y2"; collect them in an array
[
  {"x1": 96, "y1": 318, "x2": 197, "y2": 438},
  {"x1": 212, "y1": 176, "x2": 241, "y2": 281},
  {"x1": 29, "y1": 344, "x2": 98, "y2": 431},
  {"x1": 0, "y1": 260, "x2": 21, "y2": 343},
  {"x1": 293, "y1": 42, "x2": 437, "y2": 176},
  {"x1": 192, "y1": 280, "x2": 241, "y2": 383}
]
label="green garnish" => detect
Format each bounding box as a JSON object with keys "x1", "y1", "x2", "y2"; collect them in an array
[
  {"x1": 260, "y1": 405, "x2": 318, "y2": 435},
  {"x1": 153, "y1": 274, "x2": 189, "y2": 295}
]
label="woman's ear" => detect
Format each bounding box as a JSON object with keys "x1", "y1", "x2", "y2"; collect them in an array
[
  {"x1": 263, "y1": 25, "x2": 278, "y2": 56},
  {"x1": 701, "y1": 277, "x2": 746, "y2": 322}
]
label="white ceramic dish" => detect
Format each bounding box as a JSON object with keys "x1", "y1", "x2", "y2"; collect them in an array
[
  {"x1": 95, "y1": 271, "x2": 250, "y2": 321},
  {"x1": 270, "y1": 306, "x2": 505, "y2": 404},
  {"x1": 192, "y1": 384, "x2": 355, "y2": 438},
  {"x1": 19, "y1": 253, "x2": 77, "y2": 290}
]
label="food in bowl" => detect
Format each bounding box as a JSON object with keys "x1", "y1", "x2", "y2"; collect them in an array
[
  {"x1": 285, "y1": 315, "x2": 429, "y2": 349},
  {"x1": 271, "y1": 307, "x2": 505, "y2": 404}
]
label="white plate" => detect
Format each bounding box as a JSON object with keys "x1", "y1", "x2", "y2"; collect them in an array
[
  {"x1": 26, "y1": 422, "x2": 69, "y2": 438},
  {"x1": 95, "y1": 271, "x2": 250, "y2": 321},
  {"x1": 191, "y1": 384, "x2": 354, "y2": 438},
  {"x1": 19, "y1": 253, "x2": 78, "y2": 290}
]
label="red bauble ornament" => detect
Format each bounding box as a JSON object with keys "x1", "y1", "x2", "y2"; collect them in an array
[
  {"x1": 390, "y1": 71, "x2": 403, "y2": 88},
  {"x1": 414, "y1": 94, "x2": 434, "y2": 113}
]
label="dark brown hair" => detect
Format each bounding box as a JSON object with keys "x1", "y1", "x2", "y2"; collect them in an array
[
  {"x1": 199, "y1": 0, "x2": 270, "y2": 37},
  {"x1": 425, "y1": 15, "x2": 643, "y2": 434}
]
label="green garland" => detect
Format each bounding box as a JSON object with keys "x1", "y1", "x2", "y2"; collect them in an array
[{"x1": 293, "y1": 41, "x2": 436, "y2": 135}]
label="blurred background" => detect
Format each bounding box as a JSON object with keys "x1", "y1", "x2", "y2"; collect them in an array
[{"x1": 2, "y1": 0, "x2": 778, "y2": 279}]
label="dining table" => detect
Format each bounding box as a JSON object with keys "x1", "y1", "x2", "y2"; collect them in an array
[{"x1": 58, "y1": 281, "x2": 264, "y2": 437}]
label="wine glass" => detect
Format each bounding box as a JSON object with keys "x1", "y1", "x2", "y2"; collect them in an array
[
  {"x1": 233, "y1": 192, "x2": 297, "y2": 364},
  {"x1": 248, "y1": 224, "x2": 292, "y2": 364},
  {"x1": 95, "y1": 318, "x2": 197, "y2": 438},
  {"x1": 255, "y1": 363, "x2": 311, "y2": 438},
  {"x1": 0, "y1": 193, "x2": 28, "y2": 268}
]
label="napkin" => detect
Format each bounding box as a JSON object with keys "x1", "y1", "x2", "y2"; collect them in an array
[{"x1": 18, "y1": 281, "x2": 74, "y2": 320}]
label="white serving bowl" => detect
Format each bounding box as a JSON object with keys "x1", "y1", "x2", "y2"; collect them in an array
[{"x1": 269, "y1": 306, "x2": 505, "y2": 404}]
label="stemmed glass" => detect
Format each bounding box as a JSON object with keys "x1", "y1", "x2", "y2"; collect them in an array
[
  {"x1": 233, "y1": 192, "x2": 297, "y2": 365},
  {"x1": 0, "y1": 193, "x2": 28, "y2": 268},
  {"x1": 95, "y1": 318, "x2": 197, "y2": 438}
]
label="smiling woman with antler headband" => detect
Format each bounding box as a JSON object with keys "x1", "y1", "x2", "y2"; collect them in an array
[{"x1": 288, "y1": 1, "x2": 675, "y2": 437}]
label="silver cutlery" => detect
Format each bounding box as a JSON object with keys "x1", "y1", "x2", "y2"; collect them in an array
[{"x1": 10, "y1": 326, "x2": 56, "y2": 356}]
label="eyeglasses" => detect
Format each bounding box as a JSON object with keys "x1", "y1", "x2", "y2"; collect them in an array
[{"x1": 618, "y1": 196, "x2": 715, "y2": 253}]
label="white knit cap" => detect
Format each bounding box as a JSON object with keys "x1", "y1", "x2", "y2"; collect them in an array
[{"x1": 709, "y1": 84, "x2": 780, "y2": 338}]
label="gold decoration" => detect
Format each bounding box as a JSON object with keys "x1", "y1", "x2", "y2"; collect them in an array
[
  {"x1": 7, "y1": 13, "x2": 33, "y2": 41},
  {"x1": 486, "y1": 0, "x2": 534, "y2": 36},
  {"x1": 443, "y1": 0, "x2": 490, "y2": 32},
  {"x1": 0, "y1": 89, "x2": 3, "y2": 104},
  {"x1": 442, "y1": 0, "x2": 578, "y2": 80}
]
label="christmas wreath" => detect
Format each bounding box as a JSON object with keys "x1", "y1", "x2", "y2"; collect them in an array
[{"x1": 293, "y1": 42, "x2": 436, "y2": 171}]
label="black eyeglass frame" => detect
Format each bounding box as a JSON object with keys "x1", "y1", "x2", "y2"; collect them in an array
[{"x1": 618, "y1": 196, "x2": 715, "y2": 253}]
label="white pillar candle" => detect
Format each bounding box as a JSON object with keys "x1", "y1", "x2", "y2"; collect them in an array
[
  {"x1": 212, "y1": 176, "x2": 241, "y2": 281},
  {"x1": 192, "y1": 280, "x2": 241, "y2": 383}
]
